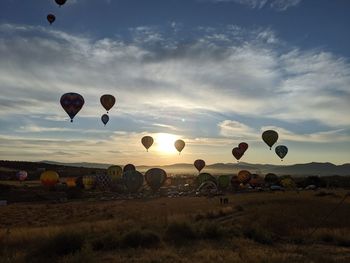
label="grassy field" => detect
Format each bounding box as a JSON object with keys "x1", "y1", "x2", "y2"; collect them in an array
[{"x1": 1, "y1": 190, "x2": 350, "y2": 262}]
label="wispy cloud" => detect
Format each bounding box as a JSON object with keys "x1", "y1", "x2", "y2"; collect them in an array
[
  {"x1": 202, "y1": 0, "x2": 302, "y2": 11},
  {"x1": 0, "y1": 23, "x2": 349, "y2": 164}
]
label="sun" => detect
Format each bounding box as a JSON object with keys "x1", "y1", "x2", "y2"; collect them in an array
[{"x1": 155, "y1": 133, "x2": 179, "y2": 154}]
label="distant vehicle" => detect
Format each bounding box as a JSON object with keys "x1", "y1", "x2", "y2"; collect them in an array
[
  {"x1": 305, "y1": 185, "x2": 317, "y2": 190},
  {"x1": 270, "y1": 185, "x2": 285, "y2": 191}
]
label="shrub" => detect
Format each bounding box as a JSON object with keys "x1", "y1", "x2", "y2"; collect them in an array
[
  {"x1": 27, "y1": 231, "x2": 85, "y2": 262},
  {"x1": 90, "y1": 233, "x2": 120, "y2": 251},
  {"x1": 243, "y1": 226, "x2": 273, "y2": 245},
  {"x1": 164, "y1": 222, "x2": 196, "y2": 244},
  {"x1": 197, "y1": 222, "x2": 225, "y2": 240},
  {"x1": 120, "y1": 229, "x2": 160, "y2": 248}
]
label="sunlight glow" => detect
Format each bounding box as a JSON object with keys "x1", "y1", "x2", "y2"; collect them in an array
[{"x1": 155, "y1": 133, "x2": 179, "y2": 154}]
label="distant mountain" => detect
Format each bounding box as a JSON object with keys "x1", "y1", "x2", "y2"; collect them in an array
[{"x1": 38, "y1": 160, "x2": 350, "y2": 176}]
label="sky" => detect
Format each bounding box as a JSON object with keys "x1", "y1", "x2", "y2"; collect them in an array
[{"x1": 0, "y1": 0, "x2": 349, "y2": 166}]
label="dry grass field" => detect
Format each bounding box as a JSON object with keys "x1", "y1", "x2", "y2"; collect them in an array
[{"x1": 1, "y1": 190, "x2": 350, "y2": 263}]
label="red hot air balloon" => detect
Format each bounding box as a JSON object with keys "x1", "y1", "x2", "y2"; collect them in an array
[
  {"x1": 238, "y1": 142, "x2": 248, "y2": 153},
  {"x1": 47, "y1": 14, "x2": 56, "y2": 25},
  {"x1": 237, "y1": 170, "x2": 251, "y2": 184},
  {"x1": 100, "y1": 94, "x2": 116, "y2": 113},
  {"x1": 60, "y1": 93, "x2": 85, "y2": 122},
  {"x1": 194, "y1": 159, "x2": 206, "y2": 173}
]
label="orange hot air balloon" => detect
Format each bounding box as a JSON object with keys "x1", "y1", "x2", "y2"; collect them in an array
[
  {"x1": 174, "y1": 139, "x2": 185, "y2": 154},
  {"x1": 194, "y1": 159, "x2": 205, "y2": 173},
  {"x1": 47, "y1": 14, "x2": 56, "y2": 25},
  {"x1": 40, "y1": 171, "x2": 59, "y2": 187},
  {"x1": 141, "y1": 136, "x2": 154, "y2": 152},
  {"x1": 237, "y1": 170, "x2": 251, "y2": 184},
  {"x1": 66, "y1": 177, "x2": 76, "y2": 188},
  {"x1": 100, "y1": 94, "x2": 116, "y2": 113},
  {"x1": 262, "y1": 130, "x2": 279, "y2": 150}
]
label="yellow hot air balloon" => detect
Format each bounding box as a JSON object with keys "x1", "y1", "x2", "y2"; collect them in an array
[
  {"x1": 141, "y1": 136, "x2": 154, "y2": 152},
  {"x1": 40, "y1": 171, "x2": 59, "y2": 187},
  {"x1": 174, "y1": 139, "x2": 185, "y2": 154},
  {"x1": 83, "y1": 176, "x2": 96, "y2": 190},
  {"x1": 107, "y1": 165, "x2": 123, "y2": 181}
]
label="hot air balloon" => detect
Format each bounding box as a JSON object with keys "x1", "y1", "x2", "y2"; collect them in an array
[
  {"x1": 66, "y1": 177, "x2": 76, "y2": 188},
  {"x1": 194, "y1": 159, "x2": 205, "y2": 173},
  {"x1": 40, "y1": 171, "x2": 59, "y2": 187},
  {"x1": 232, "y1": 147, "x2": 244, "y2": 161},
  {"x1": 141, "y1": 136, "x2": 154, "y2": 152},
  {"x1": 101, "y1": 114, "x2": 109, "y2": 126},
  {"x1": 237, "y1": 170, "x2": 251, "y2": 184},
  {"x1": 264, "y1": 173, "x2": 279, "y2": 186},
  {"x1": 280, "y1": 177, "x2": 296, "y2": 189},
  {"x1": 198, "y1": 173, "x2": 217, "y2": 185},
  {"x1": 123, "y1": 170, "x2": 144, "y2": 193},
  {"x1": 123, "y1": 164, "x2": 136, "y2": 173},
  {"x1": 100, "y1": 94, "x2": 116, "y2": 113},
  {"x1": 275, "y1": 145, "x2": 288, "y2": 161},
  {"x1": 60, "y1": 93, "x2": 85, "y2": 122},
  {"x1": 16, "y1": 170, "x2": 28, "y2": 182},
  {"x1": 83, "y1": 176, "x2": 96, "y2": 190},
  {"x1": 249, "y1": 174, "x2": 264, "y2": 188},
  {"x1": 197, "y1": 181, "x2": 218, "y2": 196},
  {"x1": 231, "y1": 175, "x2": 240, "y2": 189},
  {"x1": 239, "y1": 142, "x2": 249, "y2": 153},
  {"x1": 96, "y1": 173, "x2": 112, "y2": 191},
  {"x1": 174, "y1": 139, "x2": 185, "y2": 154},
  {"x1": 145, "y1": 168, "x2": 167, "y2": 191},
  {"x1": 262, "y1": 130, "x2": 279, "y2": 150},
  {"x1": 107, "y1": 165, "x2": 123, "y2": 181},
  {"x1": 55, "y1": 0, "x2": 67, "y2": 7},
  {"x1": 217, "y1": 175, "x2": 230, "y2": 189},
  {"x1": 47, "y1": 14, "x2": 56, "y2": 25}
]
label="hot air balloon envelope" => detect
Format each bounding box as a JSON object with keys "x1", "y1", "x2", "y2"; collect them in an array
[
  {"x1": 60, "y1": 93, "x2": 84, "y2": 122},
  {"x1": 194, "y1": 159, "x2": 206, "y2": 172},
  {"x1": 145, "y1": 168, "x2": 167, "y2": 191}
]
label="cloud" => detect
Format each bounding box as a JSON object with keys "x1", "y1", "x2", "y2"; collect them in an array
[
  {"x1": 0, "y1": 23, "x2": 349, "y2": 163},
  {"x1": 203, "y1": 0, "x2": 302, "y2": 11}
]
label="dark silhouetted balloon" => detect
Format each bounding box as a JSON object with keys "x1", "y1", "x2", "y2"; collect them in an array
[
  {"x1": 100, "y1": 94, "x2": 116, "y2": 113},
  {"x1": 174, "y1": 139, "x2": 185, "y2": 154},
  {"x1": 60, "y1": 93, "x2": 84, "y2": 122},
  {"x1": 141, "y1": 136, "x2": 154, "y2": 152},
  {"x1": 232, "y1": 147, "x2": 244, "y2": 161},
  {"x1": 145, "y1": 168, "x2": 167, "y2": 191},
  {"x1": 101, "y1": 114, "x2": 109, "y2": 126},
  {"x1": 55, "y1": 0, "x2": 67, "y2": 6},
  {"x1": 239, "y1": 142, "x2": 249, "y2": 153},
  {"x1": 262, "y1": 130, "x2": 279, "y2": 150},
  {"x1": 194, "y1": 159, "x2": 205, "y2": 172},
  {"x1": 218, "y1": 175, "x2": 230, "y2": 189},
  {"x1": 275, "y1": 145, "x2": 288, "y2": 161},
  {"x1": 198, "y1": 172, "x2": 217, "y2": 185},
  {"x1": 264, "y1": 173, "x2": 279, "y2": 185},
  {"x1": 123, "y1": 170, "x2": 144, "y2": 193},
  {"x1": 16, "y1": 170, "x2": 28, "y2": 182},
  {"x1": 47, "y1": 14, "x2": 56, "y2": 25},
  {"x1": 237, "y1": 170, "x2": 251, "y2": 184},
  {"x1": 123, "y1": 164, "x2": 136, "y2": 173}
]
